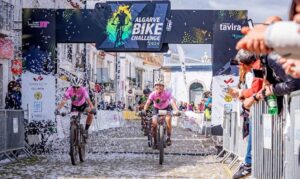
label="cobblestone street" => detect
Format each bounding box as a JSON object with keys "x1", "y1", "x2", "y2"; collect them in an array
[{"x1": 0, "y1": 121, "x2": 229, "y2": 179}]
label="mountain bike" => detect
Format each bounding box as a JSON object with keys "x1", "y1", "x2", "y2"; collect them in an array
[
  {"x1": 156, "y1": 110, "x2": 180, "y2": 165},
  {"x1": 145, "y1": 111, "x2": 153, "y2": 148},
  {"x1": 139, "y1": 111, "x2": 153, "y2": 147},
  {"x1": 58, "y1": 109, "x2": 95, "y2": 165}
]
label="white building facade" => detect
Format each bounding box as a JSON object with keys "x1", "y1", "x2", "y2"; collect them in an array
[
  {"x1": 163, "y1": 54, "x2": 212, "y2": 105},
  {"x1": 116, "y1": 53, "x2": 161, "y2": 109}
]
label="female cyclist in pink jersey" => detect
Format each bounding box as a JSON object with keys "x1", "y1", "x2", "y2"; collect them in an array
[
  {"x1": 56, "y1": 76, "x2": 95, "y2": 138},
  {"x1": 144, "y1": 78, "x2": 179, "y2": 148}
]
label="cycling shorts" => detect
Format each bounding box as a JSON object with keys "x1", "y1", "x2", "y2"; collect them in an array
[
  {"x1": 71, "y1": 102, "x2": 88, "y2": 112},
  {"x1": 153, "y1": 105, "x2": 172, "y2": 115}
]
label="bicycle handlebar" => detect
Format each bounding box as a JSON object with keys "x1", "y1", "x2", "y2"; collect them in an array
[{"x1": 56, "y1": 108, "x2": 97, "y2": 116}]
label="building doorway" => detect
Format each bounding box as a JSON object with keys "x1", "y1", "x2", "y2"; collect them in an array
[{"x1": 189, "y1": 82, "x2": 203, "y2": 104}]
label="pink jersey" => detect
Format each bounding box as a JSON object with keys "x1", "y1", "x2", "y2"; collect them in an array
[
  {"x1": 148, "y1": 90, "x2": 172, "y2": 109},
  {"x1": 64, "y1": 86, "x2": 89, "y2": 106}
]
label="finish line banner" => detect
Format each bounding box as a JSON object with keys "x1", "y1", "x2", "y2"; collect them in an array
[{"x1": 94, "y1": 1, "x2": 170, "y2": 52}]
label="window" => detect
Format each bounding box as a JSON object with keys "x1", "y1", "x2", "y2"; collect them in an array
[
  {"x1": 0, "y1": 1, "x2": 14, "y2": 31},
  {"x1": 136, "y1": 68, "x2": 143, "y2": 89}
]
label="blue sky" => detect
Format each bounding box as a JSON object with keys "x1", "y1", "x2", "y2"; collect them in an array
[{"x1": 169, "y1": 0, "x2": 291, "y2": 22}]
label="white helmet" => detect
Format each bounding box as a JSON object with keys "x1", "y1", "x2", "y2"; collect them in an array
[
  {"x1": 70, "y1": 76, "x2": 82, "y2": 87},
  {"x1": 154, "y1": 78, "x2": 164, "y2": 86}
]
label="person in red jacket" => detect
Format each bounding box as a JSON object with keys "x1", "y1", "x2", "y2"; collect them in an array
[
  {"x1": 230, "y1": 49, "x2": 264, "y2": 179},
  {"x1": 230, "y1": 50, "x2": 264, "y2": 101}
]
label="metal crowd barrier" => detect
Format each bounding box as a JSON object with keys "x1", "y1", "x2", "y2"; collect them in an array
[
  {"x1": 218, "y1": 111, "x2": 247, "y2": 169},
  {"x1": 0, "y1": 109, "x2": 32, "y2": 161},
  {"x1": 252, "y1": 100, "x2": 284, "y2": 179},
  {"x1": 219, "y1": 92, "x2": 300, "y2": 179},
  {"x1": 284, "y1": 91, "x2": 300, "y2": 179},
  {"x1": 222, "y1": 112, "x2": 231, "y2": 153}
]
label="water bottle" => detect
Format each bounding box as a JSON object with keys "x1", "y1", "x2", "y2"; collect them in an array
[{"x1": 267, "y1": 95, "x2": 278, "y2": 115}]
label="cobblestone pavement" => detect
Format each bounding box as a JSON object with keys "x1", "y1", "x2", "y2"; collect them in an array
[{"x1": 0, "y1": 121, "x2": 230, "y2": 179}]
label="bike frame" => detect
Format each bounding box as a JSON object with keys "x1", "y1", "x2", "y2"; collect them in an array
[
  {"x1": 70, "y1": 111, "x2": 84, "y2": 147},
  {"x1": 69, "y1": 110, "x2": 86, "y2": 165}
]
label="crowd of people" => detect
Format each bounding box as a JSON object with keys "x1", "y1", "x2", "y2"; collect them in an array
[
  {"x1": 97, "y1": 100, "x2": 125, "y2": 111},
  {"x1": 176, "y1": 91, "x2": 212, "y2": 121},
  {"x1": 228, "y1": 1, "x2": 300, "y2": 178}
]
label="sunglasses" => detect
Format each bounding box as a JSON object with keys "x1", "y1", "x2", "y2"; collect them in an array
[{"x1": 73, "y1": 86, "x2": 80, "y2": 89}]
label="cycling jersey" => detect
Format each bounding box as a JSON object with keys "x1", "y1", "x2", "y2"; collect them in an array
[
  {"x1": 139, "y1": 95, "x2": 153, "y2": 110},
  {"x1": 148, "y1": 90, "x2": 172, "y2": 109},
  {"x1": 64, "y1": 86, "x2": 89, "y2": 106}
]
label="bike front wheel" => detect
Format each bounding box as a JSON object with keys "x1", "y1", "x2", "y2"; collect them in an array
[
  {"x1": 158, "y1": 125, "x2": 164, "y2": 165},
  {"x1": 148, "y1": 120, "x2": 152, "y2": 147},
  {"x1": 70, "y1": 124, "x2": 78, "y2": 165},
  {"x1": 79, "y1": 124, "x2": 86, "y2": 162}
]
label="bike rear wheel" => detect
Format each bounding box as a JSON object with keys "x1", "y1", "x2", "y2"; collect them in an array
[
  {"x1": 79, "y1": 124, "x2": 86, "y2": 162},
  {"x1": 158, "y1": 125, "x2": 164, "y2": 165},
  {"x1": 70, "y1": 124, "x2": 78, "y2": 165}
]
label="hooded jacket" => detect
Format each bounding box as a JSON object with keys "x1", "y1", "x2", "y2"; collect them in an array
[{"x1": 265, "y1": 53, "x2": 300, "y2": 96}]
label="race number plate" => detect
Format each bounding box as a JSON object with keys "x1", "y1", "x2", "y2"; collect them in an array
[
  {"x1": 158, "y1": 110, "x2": 167, "y2": 115},
  {"x1": 71, "y1": 111, "x2": 79, "y2": 116}
]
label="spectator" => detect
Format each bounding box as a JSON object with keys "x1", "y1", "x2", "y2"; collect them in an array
[
  {"x1": 188, "y1": 102, "x2": 194, "y2": 111},
  {"x1": 117, "y1": 101, "x2": 124, "y2": 110},
  {"x1": 198, "y1": 100, "x2": 205, "y2": 113},
  {"x1": 178, "y1": 101, "x2": 185, "y2": 111},
  {"x1": 229, "y1": 50, "x2": 263, "y2": 101},
  {"x1": 256, "y1": 53, "x2": 300, "y2": 112},
  {"x1": 236, "y1": 2, "x2": 300, "y2": 78},
  {"x1": 128, "y1": 105, "x2": 133, "y2": 111},
  {"x1": 98, "y1": 100, "x2": 105, "y2": 110},
  {"x1": 231, "y1": 49, "x2": 264, "y2": 179},
  {"x1": 279, "y1": 57, "x2": 300, "y2": 79},
  {"x1": 5, "y1": 80, "x2": 22, "y2": 110},
  {"x1": 183, "y1": 102, "x2": 188, "y2": 111},
  {"x1": 204, "y1": 92, "x2": 212, "y2": 121}
]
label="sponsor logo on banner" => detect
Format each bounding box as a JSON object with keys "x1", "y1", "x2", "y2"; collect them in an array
[
  {"x1": 106, "y1": 5, "x2": 133, "y2": 48},
  {"x1": 219, "y1": 23, "x2": 242, "y2": 31},
  {"x1": 28, "y1": 21, "x2": 50, "y2": 28},
  {"x1": 224, "y1": 95, "x2": 233, "y2": 102},
  {"x1": 97, "y1": 1, "x2": 170, "y2": 51},
  {"x1": 105, "y1": 4, "x2": 165, "y2": 47},
  {"x1": 22, "y1": 72, "x2": 55, "y2": 121},
  {"x1": 211, "y1": 76, "x2": 239, "y2": 125},
  {"x1": 34, "y1": 91, "x2": 43, "y2": 100},
  {"x1": 224, "y1": 77, "x2": 234, "y2": 84},
  {"x1": 131, "y1": 17, "x2": 163, "y2": 42},
  {"x1": 33, "y1": 75, "x2": 44, "y2": 81}
]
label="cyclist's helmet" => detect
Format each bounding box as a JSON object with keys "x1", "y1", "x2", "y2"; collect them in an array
[
  {"x1": 70, "y1": 76, "x2": 82, "y2": 87},
  {"x1": 154, "y1": 78, "x2": 164, "y2": 86},
  {"x1": 143, "y1": 88, "x2": 151, "y2": 95}
]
